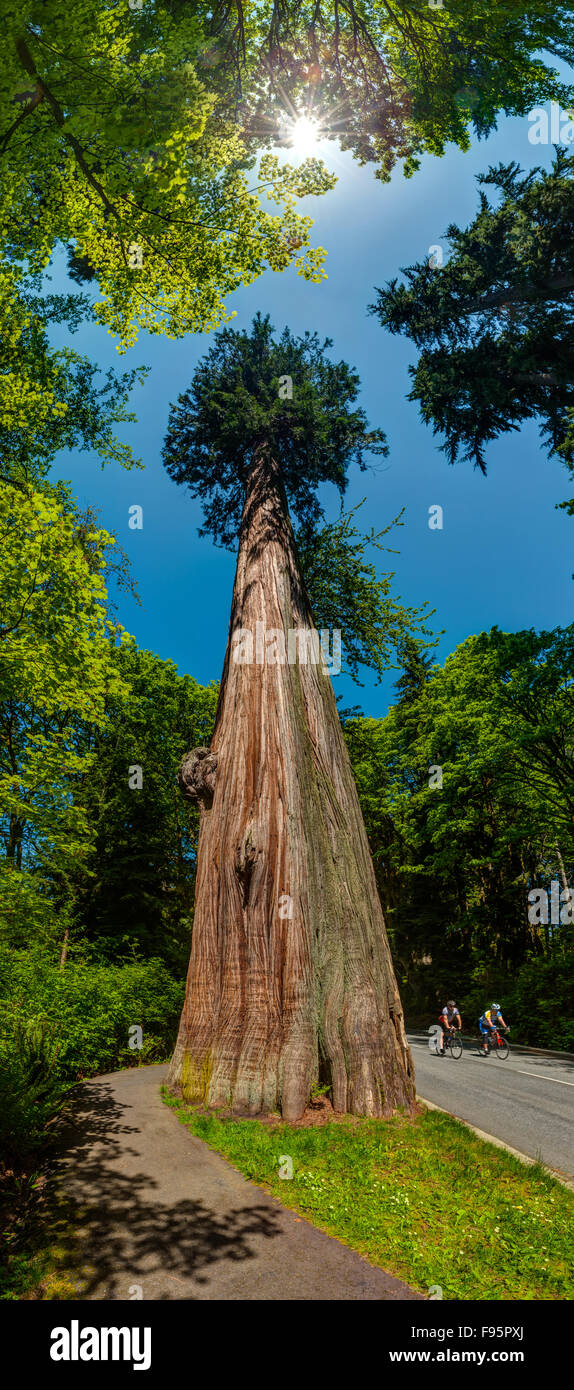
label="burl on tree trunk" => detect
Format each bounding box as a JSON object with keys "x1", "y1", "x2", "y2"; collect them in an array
[{"x1": 168, "y1": 448, "x2": 415, "y2": 1120}]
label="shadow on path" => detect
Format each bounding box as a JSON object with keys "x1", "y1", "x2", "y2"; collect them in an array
[{"x1": 47, "y1": 1066, "x2": 422, "y2": 1301}]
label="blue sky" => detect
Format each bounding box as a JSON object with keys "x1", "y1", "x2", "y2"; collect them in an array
[{"x1": 49, "y1": 104, "x2": 573, "y2": 717}]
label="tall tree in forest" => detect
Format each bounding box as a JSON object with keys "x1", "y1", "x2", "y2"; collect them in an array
[
  {"x1": 162, "y1": 314, "x2": 416, "y2": 1120},
  {"x1": 369, "y1": 151, "x2": 574, "y2": 511}
]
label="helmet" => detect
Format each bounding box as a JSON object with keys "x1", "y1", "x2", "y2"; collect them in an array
[
  {"x1": 491, "y1": 1003, "x2": 500, "y2": 1011},
  {"x1": 447, "y1": 1000, "x2": 456, "y2": 1008}
]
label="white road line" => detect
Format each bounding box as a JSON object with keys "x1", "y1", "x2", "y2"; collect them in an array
[
  {"x1": 509, "y1": 1067, "x2": 574, "y2": 1088},
  {"x1": 425, "y1": 1050, "x2": 574, "y2": 1087},
  {"x1": 412, "y1": 1038, "x2": 574, "y2": 1087}
]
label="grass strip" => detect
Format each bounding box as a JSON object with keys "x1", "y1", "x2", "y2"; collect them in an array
[{"x1": 163, "y1": 1092, "x2": 574, "y2": 1301}]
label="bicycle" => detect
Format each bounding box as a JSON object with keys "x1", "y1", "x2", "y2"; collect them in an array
[
  {"x1": 428, "y1": 1028, "x2": 461, "y2": 1056},
  {"x1": 476, "y1": 1026, "x2": 510, "y2": 1060},
  {"x1": 445, "y1": 1027, "x2": 463, "y2": 1059}
]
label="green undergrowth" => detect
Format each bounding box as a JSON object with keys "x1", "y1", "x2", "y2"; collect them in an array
[
  {"x1": 0, "y1": 1166, "x2": 85, "y2": 1301},
  {"x1": 163, "y1": 1092, "x2": 574, "y2": 1301}
]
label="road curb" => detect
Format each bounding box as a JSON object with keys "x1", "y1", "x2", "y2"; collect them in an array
[{"x1": 416, "y1": 1094, "x2": 574, "y2": 1193}]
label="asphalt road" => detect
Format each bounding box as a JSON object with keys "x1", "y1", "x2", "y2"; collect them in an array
[
  {"x1": 55, "y1": 1064, "x2": 422, "y2": 1301},
  {"x1": 409, "y1": 1032, "x2": 574, "y2": 1181}
]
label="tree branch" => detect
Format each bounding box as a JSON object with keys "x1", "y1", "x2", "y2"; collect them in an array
[
  {"x1": 0, "y1": 85, "x2": 44, "y2": 155},
  {"x1": 15, "y1": 38, "x2": 121, "y2": 223},
  {"x1": 465, "y1": 273, "x2": 574, "y2": 315}
]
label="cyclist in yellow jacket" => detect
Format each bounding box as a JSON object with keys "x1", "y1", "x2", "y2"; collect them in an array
[{"x1": 479, "y1": 1003, "x2": 508, "y2": 1054}]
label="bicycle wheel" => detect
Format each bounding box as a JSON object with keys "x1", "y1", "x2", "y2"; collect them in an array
[
  {"x1": 495, "y1": 1037, "x2": 509, "y2": 1060},
  {"x1": 450, "y1": 1034, "x2": 463, "y2": 1059}
]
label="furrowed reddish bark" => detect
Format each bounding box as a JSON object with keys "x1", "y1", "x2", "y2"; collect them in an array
[{"x1": 168, "y1": 448, "x2": 415, "y2": 1120}]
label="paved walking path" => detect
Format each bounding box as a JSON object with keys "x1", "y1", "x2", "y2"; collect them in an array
[{"x1": 56, "y1": 1064, "x2": 422, "y2": 1301}]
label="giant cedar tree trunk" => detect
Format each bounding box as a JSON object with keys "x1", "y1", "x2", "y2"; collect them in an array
[{"x1": 168, "y1": 447, "x2": 415, "y2": 1120}]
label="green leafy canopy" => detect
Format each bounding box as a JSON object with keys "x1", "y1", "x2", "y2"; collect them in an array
[
  {"x1": 162, "y1": 312, "x2": 388, "y2": 546},
  {"x1": 0, "y1": 258, "x2": 146, "y2": 489},
  {"x1": 298, "y1": 503, "x2": 436, "y2": 683},
  {"x1": 2, "y1": 3, "x2": 572, "y2": 350},
  {"x1": 199, "y1": 1, "x2": 574, "y2": 182},
  {"x1": 0, "y1": 2, "x2": 335, "y2": 349}
]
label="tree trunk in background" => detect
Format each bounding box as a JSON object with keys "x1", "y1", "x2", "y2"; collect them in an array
[
  {"x1": 168, "y1": 447, "x2": 415, "y2": 1120},
  {"x1": 59, "y1": 926, "x2": 69, "y2": 970},
  {"x1": 555, "y1": 842, "x2": 569, "y2": 895}
]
